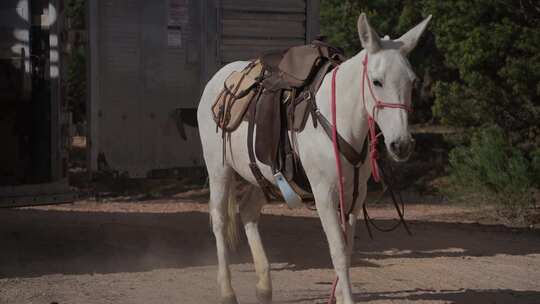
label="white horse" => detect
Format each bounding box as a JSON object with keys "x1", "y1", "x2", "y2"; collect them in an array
[{"x1": 197, "y1": 13, "x2": 432, "y2": 304}]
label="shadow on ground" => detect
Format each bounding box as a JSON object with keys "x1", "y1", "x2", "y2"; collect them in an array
[
  {"x1": 0, "y1": 207, "x2": 539, "y2": 279},
  {"x1": 279, "y1": 288, "x2": 540, "y2": 304}
]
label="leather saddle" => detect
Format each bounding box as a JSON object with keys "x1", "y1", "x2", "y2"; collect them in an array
[{"x1": 212, "y1": 40, "x2": 363, "y2": 201}]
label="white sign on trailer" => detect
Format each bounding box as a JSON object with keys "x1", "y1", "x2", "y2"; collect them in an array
[
  {"x1": 167, "y1": 0, "x2": 188, "y2": 48},
  {"x1": 167, "y1": 28, "x2": 182, "y2": 48}
]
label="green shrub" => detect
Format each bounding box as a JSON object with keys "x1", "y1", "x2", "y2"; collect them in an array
[
  {"x1": 424, "y1": 0, "x2": 540, "y2": 147},
  {"x1": 66, "y1": 0, "x2": 86, "y2": 29},
  {"x1": 446, "y1": 125, "x2": 538, "y2": 221},
  {"x1": 532, "y1": 149, "x2": 540, "y2": 184}
]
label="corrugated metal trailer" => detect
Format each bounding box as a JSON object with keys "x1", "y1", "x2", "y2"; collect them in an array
[{"x1": 88, "y1": 0, "x2": 320, "y2": 178}]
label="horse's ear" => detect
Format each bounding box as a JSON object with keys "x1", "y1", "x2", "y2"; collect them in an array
[
  {"x1": 357, "y1": 13, "x2": 381, "y2": 54},
  {"x1": 397, "y1": 15, "x2": 432, "y2": 55}
]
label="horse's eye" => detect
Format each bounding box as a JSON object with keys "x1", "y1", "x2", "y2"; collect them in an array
[{"x1": 373, "y1": 80, "x2": 383, "y2": 87}]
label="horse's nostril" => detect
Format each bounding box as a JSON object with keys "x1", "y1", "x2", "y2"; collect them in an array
[
  {"x1": 390, "y1": 141, "x2": 400, "y2": 153},
  {"x1": 390, "y1": 140, "x2": 411, "y2": 158}
]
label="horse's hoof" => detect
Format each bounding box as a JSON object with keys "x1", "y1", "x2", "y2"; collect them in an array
[
  {"x1": 221, "y1": 294, "x2": 239, "y2": 304},
  {"x1": 256, "y1": 287, "x2": 272, "y2": 304}
]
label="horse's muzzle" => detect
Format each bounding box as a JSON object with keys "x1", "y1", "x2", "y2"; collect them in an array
[{"x1": 389, "y1": 137, "x2": 415, "y2": 162}]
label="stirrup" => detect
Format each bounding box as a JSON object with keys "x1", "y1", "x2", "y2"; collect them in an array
[{"x1": 274, "y1": 171, "x2": 303, "y2": 209}]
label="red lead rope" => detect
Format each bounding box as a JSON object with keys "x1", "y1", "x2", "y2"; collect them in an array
[
  {"x1": 327, "y1": 54, "x2": 412, "y2": 303},
  {"x1": 328, "y1": 65, "x2": 347, "y2": 304}
]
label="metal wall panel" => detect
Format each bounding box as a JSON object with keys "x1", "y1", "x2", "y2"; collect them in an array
[
  {"x1": 98, "y1": 0, "x2": 143, "y2": 175},
  {"x1": 90, "y1": 0, "x2": 203, "y2": 177},
  {"x1": 219, "y1": 0, "x2": 308, "y2": 65}
]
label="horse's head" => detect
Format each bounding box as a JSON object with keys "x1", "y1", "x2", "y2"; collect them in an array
[{"x1": 357, "y1": 13, "x2": 431, "y2": 162}]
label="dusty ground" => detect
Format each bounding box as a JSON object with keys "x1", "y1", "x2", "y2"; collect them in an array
[{"x1": 1, "y1": 194, "x2": 539, "y2": 304}]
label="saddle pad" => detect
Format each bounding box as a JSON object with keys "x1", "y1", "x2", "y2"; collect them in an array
[{"x1": 212, "y1": 61, "x2": 262, "y2": 131}]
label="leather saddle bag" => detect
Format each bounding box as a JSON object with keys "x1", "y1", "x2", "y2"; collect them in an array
[
  {"x1": 212, "y1": 61, "x2": 262, "y2": 131},
  {"x1": 278, "y1": 45, "x2": 321, "y2": 88}
]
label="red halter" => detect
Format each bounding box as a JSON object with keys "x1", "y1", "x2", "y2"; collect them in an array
[{"x1": 361, "y1": 54, "x2": 412, "y2": 182}]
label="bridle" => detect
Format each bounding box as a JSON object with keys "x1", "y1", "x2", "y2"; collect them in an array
[
  {"x1": 361, "y1": 54, "x2": 412, "y2": 182},
  {"x1": 326, "y1": 52, "x2": 413, "y2": 304}
]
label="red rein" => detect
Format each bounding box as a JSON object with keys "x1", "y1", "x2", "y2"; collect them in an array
[
  {"x1": 327, "y1": 54, "x2": 412, "y2": 303},
  {"x1": 327, "y1": 65, "x2": 346, "y2": 304}
]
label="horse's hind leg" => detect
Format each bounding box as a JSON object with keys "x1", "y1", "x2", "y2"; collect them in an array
[
  {"x1": 208, "y1": 165, "x2": 238, "y2": 304},
  {"x1": 239, "y1": 185, "x2": 272, "y2": 304}
]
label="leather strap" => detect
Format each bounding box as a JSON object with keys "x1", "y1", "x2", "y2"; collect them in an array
[
  {"x1": 301, "y1": 60, "x2": 368, "y2": 167},
  {"x1": 313, "y1": 108, "x2": 368, "y2": 166},
  {"x1": 348, "y1": 167, "x2": 360, "y2": 216},
  {"x1": 220, "y1": 76, "x2": 245, "y2": 164},
  {"x1": 310, "y1": 61, "x2": 333, "y2": 95},
  {"x1": 247, "y1": 86, "x2": 273, "y2": 201}
]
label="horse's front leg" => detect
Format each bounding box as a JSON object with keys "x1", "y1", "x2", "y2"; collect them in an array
[
  {"x1": 314, "y1": 186, "x2": 355, "y2": 304},
  {"x1": 334, "y1": 215, "x2": 357, "y2": 304},
  {"x1": 336, "y1": 184, "x2": 367, "y2": 303}
]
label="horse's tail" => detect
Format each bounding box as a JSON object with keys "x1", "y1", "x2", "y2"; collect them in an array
[{"x1": 225, "y1": 178, "x2": 240, "y2": 251}]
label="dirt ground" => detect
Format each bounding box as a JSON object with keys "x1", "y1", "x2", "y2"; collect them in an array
[{"x1": 1, "y1": 193, "x2": 540, "y2": 304}]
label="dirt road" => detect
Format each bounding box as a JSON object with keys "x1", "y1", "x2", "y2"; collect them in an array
[{"x1": 1, "y1": 199, "x2": 539, "y2": 304}]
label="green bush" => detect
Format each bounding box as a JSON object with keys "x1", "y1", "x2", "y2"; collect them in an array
[
  {"x1": 66, "y1": 0, "x2": 86, "y2": 29},
  {"x1": 422, "y1": 1, "x2": 540, "y2": 221},
  {"x1": 320, "y1": 1, "x2": 540, "y2": 136},
  {"x1": 447, "y1": 125, "x2": 539, "y2": 221},
  {"x1": 424, "y1": 0, "x2": 540, "y2": 147}
]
